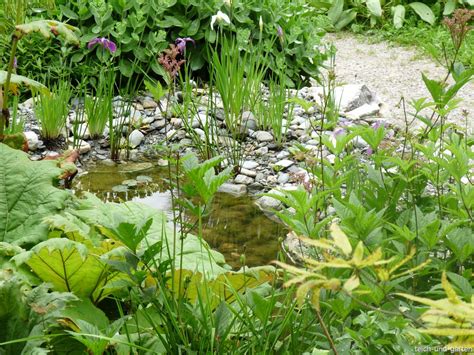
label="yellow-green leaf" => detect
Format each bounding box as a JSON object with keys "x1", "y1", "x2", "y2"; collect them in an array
[
  {"x1": 330, "y1": 223, "x2": 352, "y2": 256},
  {"x1": 343, "y1": 274, "x2": 360, "y2": 292},
  {"x1": 442, "y1": 271, "x2": 461, "y2": 304}
]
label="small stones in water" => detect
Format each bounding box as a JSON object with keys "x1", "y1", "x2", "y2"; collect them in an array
[
  {"x1": 136, "y1": 175, "x2": 153, "y2": 183},
  {"x1": 122, "y1": 179, "x2": 138, "y2": 188},
  {"x1": 112, "y1": 184, "x2": 129, "y2": 193}
]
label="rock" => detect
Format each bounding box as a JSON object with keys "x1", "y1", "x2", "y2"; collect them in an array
[
  {"x1": 151, "y1": 119, "x2": 166, "y2": 130},
  {"x1": 24, "y1": 131, "x2": 39, "y2": 151},
  {"x1": 119, "y1": 162, "x2": 153, "y2": 172},
  {"x1": 238, "y1": 111, "x2": 257, "y2": 134},
  {"x1": 166, "y1": 129, "x2": 177, "y2": 140},
  {"x1": 129, "y1": 129, "x2": 145, "y2": 148},
  {"x1": 141, "y1": 116, "x2": 155, "y2": 125},
  {"x1": 218, "y1": 183, "x2": 247, "y2": 197},
  {"x1": 256, "y1": 193, "x2": 283, "y2": 211},
  {"x1": 255, "y1": 131, "x2": 273, "y2": 142},
  {"x1": 240, "y1": 168, "x2": 257, "y2": 177},
  {"x1": 242, "y1": 160, "x2": 259, "y2": 170},
  {"x1": 255, "y1": 146, "x2": 269, "y2": 156},
  {"x1": 141, "y1": 97, "x2": 158, "y2": 109},
  {"x1": 277, "y1": 173, "x2": 290, "y2": 184},
  {"x1": 157, "y1": 159, "x2": 168, "y2": 167},
  {"x1": 68, "y1": 139, "x2": 91, "y2": 154},
  {"x1": 191, "y1": 113, "x2": 208, "y2": 128},
  {"x1": 112, "y1": 185, "x2": 129, "y2": 193},
  {"x1": 122, "y1": 179, "x2": 138, "y2": 188},
  {"x1": 136, "y1": 175, "x2": 153, "y2": 183},
  {"x1": 352, "y1": 136, "x2": 369, "y2": 149},
  {"x1": 307, "y1": 84, "x2": 378, "y2": 113},
  {"x1": 171, "y1": 117, "x2": 183, "y2": 128},
  {"x1": 73, "y1": 123, "x2": 90, "y2": 139},
  {"x1": 273, "y1": 159, "x2": 294, "y2": 171},
  {"x1": 255, "y1": 172, "x2": 265, "y2": 182},
  {"x1": 218, "y1": 136, "x2": 239, "y2": 148},
  {"x1": 345, "y1": 102, "x2": 380, "y2": 120},
  {"x1": 234, "y1": 174, "x2": 254, "y2": 185},
  {"x1": 276, "y1": 150, "x2": 290, "y2": 159}
]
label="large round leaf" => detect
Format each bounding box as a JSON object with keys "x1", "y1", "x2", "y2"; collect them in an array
[{"x1": 0, "y1": 143, "x2": 70, "y2": 245}]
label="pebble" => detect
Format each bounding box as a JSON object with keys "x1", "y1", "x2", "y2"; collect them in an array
[{"x1": 255, "y1": 131, "x2": 273, "y2": 142}]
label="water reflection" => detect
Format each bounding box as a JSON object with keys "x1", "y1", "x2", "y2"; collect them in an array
[{"x1": 74, "y1": 162, "x2": 285, "y2": 268}]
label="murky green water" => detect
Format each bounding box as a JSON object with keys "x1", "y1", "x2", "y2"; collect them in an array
[{"x1": 73, "y1": 162, "x2": 285, "y2": 268}]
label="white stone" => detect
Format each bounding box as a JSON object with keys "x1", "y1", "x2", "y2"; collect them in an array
[
  {"x1": 240, "y1": 168, "x2": 257, "y2": 177},
  {"x1": 129, "y1": 129, "x2": 145, "y2": 148},
  {"x1": 24, "y1": 131, "x2": 39, "y2": 151},
  {"x1": 307, "y1": 84, "x2": 378, "y2": 113},
  {"x1": 276, "y1": 150, "x2": 290, "y2": 159},
  {"x1": 255, "y1": 131, "x2": 273, "y2": 142},
  {"x1": 141, "y1": 97, "x2": 158, "y2": 109},
  {"x1": 69, "y1": 139, "x2": 91, "y2": 154},
  {"x1": 218, "y1": 183, "x2": 247, "y2": 196},
  {"x1": 256, "y1": 192, "x2": 283, "y2": 211},
  {"x1": 234, "y1": 174, "x2": 254, "y2": 185},
  {"x1": 242, "y1": 160, "x2": 259, "y2": 170},
  {"x1": 191, "y1": 113, "x2": 208, "y2": 128},
  {"x1": 255, "y1": 147, "x2": 269, "y2": 156},
  {"x1": 345, "y1": 102, "x2": 380, "y2": 120},
  {"x1": 73, "y1": 123, "x2": 90, "y2": 139},
  {"x1": 274, "y1": 159, "x2": 294, "y2": 170}
]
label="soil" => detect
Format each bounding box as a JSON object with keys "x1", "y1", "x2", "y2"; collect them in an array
[{"x1": 323, "y1": 32, "x2": 474, "y2": 132}]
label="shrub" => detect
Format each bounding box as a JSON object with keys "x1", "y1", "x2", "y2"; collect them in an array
[{"x1": 55, "y1": 0, "x2": 327, "y2": 87}]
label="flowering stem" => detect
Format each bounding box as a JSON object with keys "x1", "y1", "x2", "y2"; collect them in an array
[{"x1": 0, "y1": 36, "x2": 19, "y2": 138}]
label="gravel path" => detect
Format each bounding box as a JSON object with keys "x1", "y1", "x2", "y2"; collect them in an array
[{"x1": 324, "y1": 33, "x2": 473, "y2": 131}]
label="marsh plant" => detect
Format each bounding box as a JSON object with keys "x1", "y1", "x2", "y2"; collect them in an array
[
  {"x1": 84, "y1": 71, "x2": 114, "y2": 139},
  {"x1": 34, "y1": 80, "x2": 72, "y2": 141}
]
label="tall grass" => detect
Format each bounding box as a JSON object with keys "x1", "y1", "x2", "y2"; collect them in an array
[
  {"x1": 85, "y1": 71, "x2": 114, "y2": 139},
  {"x1": 34, "y1": 80, "x2": 71, "y2": 141}
]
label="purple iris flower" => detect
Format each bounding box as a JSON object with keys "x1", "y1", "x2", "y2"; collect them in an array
[
  {"x1": 276, "y1": 25, "x2": 284, "y2": 38},
  {"x1": 87, "y1": 37, "x2": 117, "y2": 53},
  {"x1": 334, "y1": 127, "x2": 346, "y2": 136},
  {"x1": 175, "y1": 37, "x2": 195, "y2": 54}
]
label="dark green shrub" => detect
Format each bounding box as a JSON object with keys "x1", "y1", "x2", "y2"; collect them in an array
[{"x1": 55, "y1": 0, "x2": 328, "y2": 86}]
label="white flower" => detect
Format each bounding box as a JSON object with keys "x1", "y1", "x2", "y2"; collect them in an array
[{"x1": 210, "y1": 10, "x2": 231, "y2": 31}]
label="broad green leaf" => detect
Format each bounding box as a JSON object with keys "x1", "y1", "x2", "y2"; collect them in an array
[
  {"x1": 443, "y1": 0, "x2": 457, "y2": 15},
  {"x1": 392, "y1": 5, "x2": 406, "y2": 29},
  {"x1": 13, "y1": 238, "x2": 128, "y2": 302},
  {"x1": 334, "y1": 9, "x2": 357, "y2": 30},
  {"x1": 408, "y1": 2, "x2": 436, "y2": 25},
  {"x1": 328, "y1": 0, "x2": 344, "y2": 24},
  {"x1": 0, "y1": 143, "x2": 70, "y2": 245},
  {"x1": 0, "y1": 71, "x2": 47, "y2": 91},
  {"x1": 15, "y1": 20, "x2": 80, "y2": 45},
  {"x1": 62, "y1": 193, "x2": 228, "y2": 278},
  {"x1": 366, "y1": 0, "x2": 382, "y2": 17}
]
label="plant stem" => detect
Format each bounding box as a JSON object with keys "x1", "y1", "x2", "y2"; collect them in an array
[
  {"x1": 315, "y1": 308, "x2": 338, "y2": 355},
  {"x1": 1, "y1": 36, "x2": 19, "y2": 138}
]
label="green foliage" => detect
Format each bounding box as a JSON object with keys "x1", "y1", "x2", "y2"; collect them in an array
[
  {"x1": 55, "y1": 0, "x2": 326, "y2": 86},
  {"x1": 311, "y1": 0, "x2": 473, "y2": 30},
  {"x1": 34, "y1": 80, "x2": 72, "y2": 140},
  {"x1": 13, "y1": 238, "x2": 129, "y2": 303},
  {"x1": 0, "y1": 143, "x2": 70, "y2": 245}
]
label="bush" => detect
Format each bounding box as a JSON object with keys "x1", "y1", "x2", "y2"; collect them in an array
[{"x1": 55, "y1": 0, "x2": 328, "y2": 87}]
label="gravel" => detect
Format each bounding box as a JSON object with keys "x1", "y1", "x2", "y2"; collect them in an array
[{"x1": 324, "y1": 33, "x2": 474, "y2": 132}]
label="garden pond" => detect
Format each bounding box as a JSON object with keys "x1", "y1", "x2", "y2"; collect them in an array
[{"x1": 73, "y1": 161, "x2": 286, "y2": 268}]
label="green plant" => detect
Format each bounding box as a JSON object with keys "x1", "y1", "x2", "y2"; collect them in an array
[
  {"x1": 0, "y1": 143, "x2": 70, "y2": 245},
  {"x1": 56, "y1": 0, "x2": 327, "y2": 87},
  {"x1": 84, "y1": 71, "x2": 114, "y2": 139},
  {"x1": 34, "y1": 80, "x2": 72, "y2": 141}
]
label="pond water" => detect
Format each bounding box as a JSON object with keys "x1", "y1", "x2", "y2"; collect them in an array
[{"x1": 73, "y1": 162, "x2": 286, "y2": 268}]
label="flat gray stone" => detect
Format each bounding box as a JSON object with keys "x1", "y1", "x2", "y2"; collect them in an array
[
  {"x1": 255, "y1": 131, "x2": 273, "y2": 142},
  {"x1": 274, "y1": 159, "x2": 294, "y2": 170},
  {"x1": 218, "y1": 183, "x2": 247, "y2": 197},
  {"x1": 234, "y1": 174, "x2": 254, "y2": 185},
  {"x1": 129, "y1": 129, "x2": 145, "y2": 148},
  {"x1": 242, "y1": 160, "x2": 259, "y2": 170}
]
